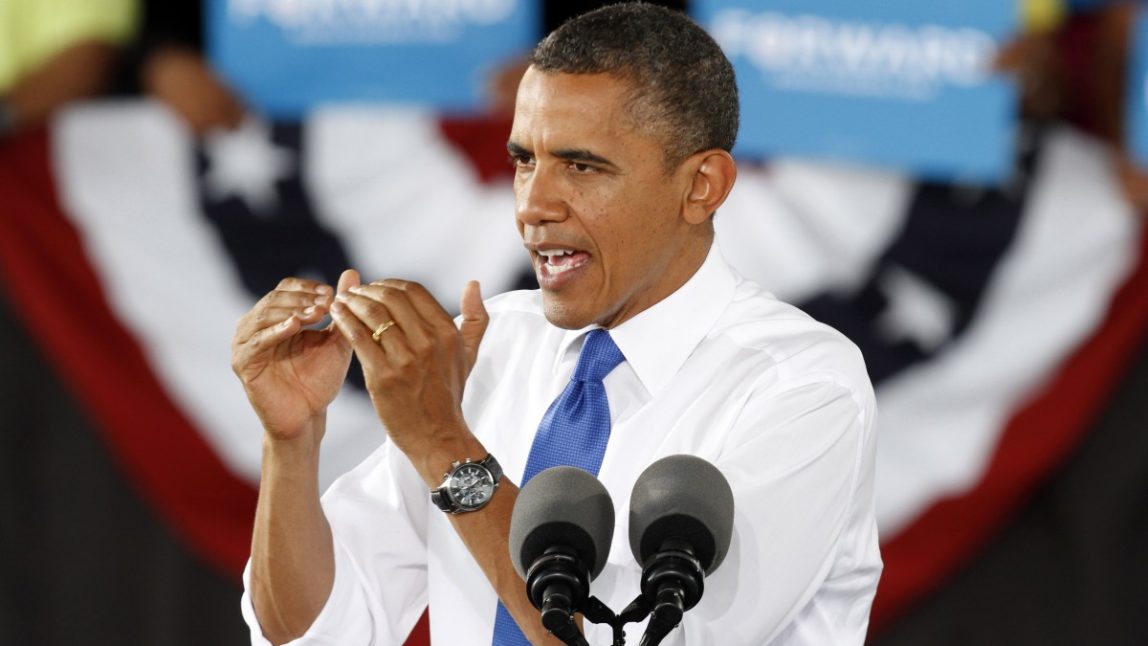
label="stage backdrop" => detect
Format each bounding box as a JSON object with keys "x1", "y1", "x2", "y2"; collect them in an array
[
  {"x1": 693, "y1": 0, "x2": 1019, "y2": 182},
  {"x1": 1, "y1": 101, "x2": 1146, "y2": 644}
]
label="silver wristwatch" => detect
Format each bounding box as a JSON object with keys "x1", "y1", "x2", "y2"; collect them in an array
[{"x1": 430, "y1": 454, "x2": 503, "y2": 514}]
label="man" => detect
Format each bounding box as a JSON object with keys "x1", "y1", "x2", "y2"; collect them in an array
[
  {"x1": 233, "y1": 4, "x2": 880, "y2": 644},
  {"x1": 114, "y1": 0, "x2": 246, "y2": 135},
  {"x1": 0, "y1": 0, "x2": 136, "y2": 138}
]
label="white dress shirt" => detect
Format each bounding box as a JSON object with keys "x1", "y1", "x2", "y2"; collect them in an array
[{"x1": 241, "y1": 247, "x2": 882, "y2": 645}]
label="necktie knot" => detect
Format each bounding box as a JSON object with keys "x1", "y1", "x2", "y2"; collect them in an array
[{"x1": 573, "y1": 329, "x2": 624, "y2": 383}]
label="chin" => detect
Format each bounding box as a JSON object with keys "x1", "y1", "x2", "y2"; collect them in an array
[{"x1": 541, "y1": 297, "x2": 593, "y2": 331}]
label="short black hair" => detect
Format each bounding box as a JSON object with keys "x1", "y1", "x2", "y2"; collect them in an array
[{"x1": 530, "y1": 2, "x2": 739, "y2": 171}]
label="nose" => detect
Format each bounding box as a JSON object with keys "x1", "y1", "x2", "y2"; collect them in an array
[{"x1": 515, "y1": 165, "x2": 567, "y2": 227}]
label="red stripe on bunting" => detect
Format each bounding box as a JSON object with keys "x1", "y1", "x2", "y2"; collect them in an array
[
  {"x1": 870, "y1": 225, "x2": 1148, "y2": 635},
  {"x1": 0, "y1": 129, "x2": 257, "y2": 577},
  {"x1": 4, "y1": 121, "x2": 1142, "y2": 645},
  {"x1": 0, "y1": 129, "x2": 435, "y2": 645},
  {"x1": 438, "y1": 115, "x2": 514, "y2": 184}
]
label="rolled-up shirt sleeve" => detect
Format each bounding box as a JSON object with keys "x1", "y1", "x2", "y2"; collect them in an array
[{"x1": 241, "y1": 441, "x2": 431, "y2": 645}]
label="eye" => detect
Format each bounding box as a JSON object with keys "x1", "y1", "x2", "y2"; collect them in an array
[
  {"x1": 569, "y1": 161, "x2": 596, "y2": 174},
  {"x1": 508, "y1": 153, "x2": 534, "y2": 169}
]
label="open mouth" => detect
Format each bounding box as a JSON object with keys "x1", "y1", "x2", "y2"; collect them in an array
[
  {"x1": 536, "y1": 248, "x2": 591, "y2": 287},
  {"x1": 538, "y1": 249, "x2": 588, "y2": 273}
]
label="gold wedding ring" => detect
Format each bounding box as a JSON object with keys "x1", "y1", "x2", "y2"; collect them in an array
[{"x1": 371, "y1": 320, "x2": 396, "y2": 343}]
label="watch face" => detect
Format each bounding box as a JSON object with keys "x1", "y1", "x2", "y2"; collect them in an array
[{"x1": 450, "y1": 463, "x2": 494, "y2": 510}]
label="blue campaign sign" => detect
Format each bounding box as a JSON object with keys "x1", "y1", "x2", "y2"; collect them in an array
[
  {"x1": 207, "y1": 0, "x2": 539, "y2": 117},
  {"x1": 1126, "y1": 10, "x2": 1148, "y2": 168},
  {"x1": 693, "y1": 0, "x2": 1020, "y2": 182}
]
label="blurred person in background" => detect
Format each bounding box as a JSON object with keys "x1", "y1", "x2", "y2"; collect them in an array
[
  {"x1": 0, "y1": 0, "x2": 135, "y2": 140},
  {"x1": 113, "y1": 0, "x2": 245, "y2": 134},
  {"x1": 863, "y1": 2, "x2": 1148, "y2": 643},
  {"x1": 1002, "y1": 0, "x2": 1148, "y2": 213},
  {"x1": 114, "y1": 1, "x2": 684, "y2": 132}
]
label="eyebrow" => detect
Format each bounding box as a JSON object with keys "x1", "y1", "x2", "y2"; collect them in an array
[
  {"x1": 506, "y1": 141, "x2": 619, "y2": 171},
  {"x1": 555, "y1": 148, "x2": 618, "y2": 170}
]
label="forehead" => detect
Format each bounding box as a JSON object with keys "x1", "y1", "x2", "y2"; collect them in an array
[{"x1": 510, "y1": 68, "x2": 644, "y2": 151}]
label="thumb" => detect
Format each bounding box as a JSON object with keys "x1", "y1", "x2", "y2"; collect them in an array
[
  {"x1": 459, "y1": 280, "x2": 489, "y2": 367},
  {"x1": 325, "y1": 269, "x2": 362, "y2": 341},
  {"x1": 336, "y1": 268, "x2": 361, "y2": 294}
]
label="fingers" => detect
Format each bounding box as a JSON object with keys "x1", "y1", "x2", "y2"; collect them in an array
[
  {"x1": 459, "y1": 281, "x2": 489, "y2": 367},
  {"x1": 235, "y1": 278, "x2": 333, "y2": 344},
  {"x1": 328, "y1": 299, "x2": 379, "y2": 359},
  {"x1": 336, "y1": 269, "x2": 361, "y2": 295},
  {"x1": 340, "y1": 279, "x2": 452, "y2": 334},
  {"x1": 327, "y1": 292, "x2": 415, "y2": 374},
  {"x1": 333, "y1": 284, "x2": 422, "y2": 362},
  {"x1": 260, "y1": 288, "x2": 330, "y2": 319},
  {"x1": 337, "y1": 289, "x2": 411, "y2": 360},
  {"x1": 372, "y1": 279, "x2": 454, "y2": 329},
  {"x1": 231, "y1": 311, "x2": 301, "y2": 378},
  {"x1": 329, "y1": 279, "x2": 481, "y2": 447},
  {"x1": 232, "y1": 278, "x2": 335, "y2": 379},
  {"x1": 331, "y1": 279, "x2": 476, "y2": 365}
]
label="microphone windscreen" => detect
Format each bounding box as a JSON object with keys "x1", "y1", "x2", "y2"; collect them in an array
[
  {"x1": 628, "y1": 455, "x2": 734, "y2": 575},
  {"x1": 508, "y1": 466, "x2": 615, "y2": 581}
]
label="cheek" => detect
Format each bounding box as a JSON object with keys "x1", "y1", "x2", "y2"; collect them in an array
[
  {"x1": 581, "y1": 181, "x2": 671, "y2": 271},
  {"x1": 593, "y1": 207, "x2": 648, "y2": 276}
]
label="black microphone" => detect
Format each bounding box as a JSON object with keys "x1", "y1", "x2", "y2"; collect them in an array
[
  {"x1": 508, "y1": 466, "x2": 615, "y2": 645},
  {"x1": 628, "y1": 455, "x2": 735, "y2": 646}
]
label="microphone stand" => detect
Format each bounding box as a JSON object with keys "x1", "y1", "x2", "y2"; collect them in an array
[
  {"x1": 580, "y1": 595, "x2": 632, "y2": 646},
  {"x1": 578, "y1": 540, "x2": 706, "y2": 645},
  {"x1": 526, "y1": 551, "x2": 686, "y2": 645},
  {"x1": 578, "y1": 592, "x2": 660, "y2": 646}
]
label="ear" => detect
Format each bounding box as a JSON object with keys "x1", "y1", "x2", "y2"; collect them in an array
[{"x1": 682, "y1": 150, "x2": 737, "y2": 225}]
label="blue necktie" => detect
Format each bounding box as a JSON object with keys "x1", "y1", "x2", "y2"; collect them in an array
[{"x1": 491, "y1": 329, "x2": 625, "y2": 645}]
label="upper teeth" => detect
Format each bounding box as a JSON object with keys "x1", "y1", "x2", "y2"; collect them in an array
[{"x1": 539, "y1": 249, "x2": 574, "y2": 258}]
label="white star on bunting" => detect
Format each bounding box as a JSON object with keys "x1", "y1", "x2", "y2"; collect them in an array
[{"x1": 201, "y1": 117, "x2": 296, "y2": 216}]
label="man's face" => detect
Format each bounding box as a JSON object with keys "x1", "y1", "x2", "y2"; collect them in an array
[{"x1": 509, "y1": 68, "x2": 703, "y2": 330}]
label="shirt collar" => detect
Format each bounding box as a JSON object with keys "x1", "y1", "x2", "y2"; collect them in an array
[{"x1": 554, "y1": 245, "x2": 737, "y2": 397}]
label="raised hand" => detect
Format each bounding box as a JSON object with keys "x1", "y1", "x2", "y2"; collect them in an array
[
  {"x1": 144, "y1": 46, "x2": 246, "y2": 135},
  {"x1": 329, "y1": 279, "x2": 489, "y2": 460},
  {"x1": 231, "y1": 271, "x2": 361, "y2": 440}
]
